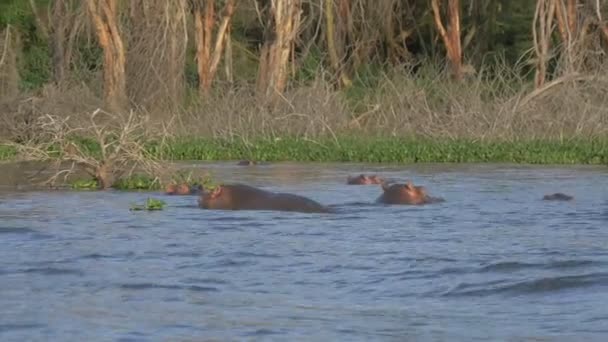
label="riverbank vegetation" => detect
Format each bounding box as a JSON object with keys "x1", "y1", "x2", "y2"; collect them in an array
[
  {"x1": 1, "y1": 0, "x2": 607, "y2": 177},
  {"x1": 4, "y1": 136, "x2": 606, "y2": 164}
]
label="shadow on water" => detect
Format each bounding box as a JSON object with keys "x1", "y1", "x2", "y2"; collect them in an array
[{"x1": 1, "y1": 161, "x2": 608, "y2": 341}]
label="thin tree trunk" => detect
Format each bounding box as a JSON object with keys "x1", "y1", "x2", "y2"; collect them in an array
[
  {"x1": 431, "y1": 0, "x2": 463, "y2": 81},
  {"x1": 224, "y1": 26, "x2": 233, "y2": 85},
  {"x1": 592, "y1": 0, "x2": 608, "y2": 44},
  {"x1": 256, "y1": 0, "x2": 303, "y2": 98},
  {"x1": 554, "y1": 0, "x2": 578, "y2": 71},
  {"x1": 532, "y1": 0, "x2": 556, "y2": 88},
  {"x1": 49, "y1": 0, "x2": 82, "y2": 84},
  {"x1": 51, "y1": 0, "x2": 68, "y2": 84},
  {"x1": 87, "y1": 0, "x2": 127, "y2": 111},
  {"x1": 325, "y1": 0, "x2": 351, "y2": 88},
  {"x1": 193, "y1": 0, "x2": 236, "y2": 95}
]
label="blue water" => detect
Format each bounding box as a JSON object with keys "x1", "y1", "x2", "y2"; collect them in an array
[{"x1": 1, "y1": 162, "x2": 607, "y2": 341}]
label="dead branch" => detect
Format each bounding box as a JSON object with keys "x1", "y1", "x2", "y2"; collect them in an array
[
  {"x1": 5, "y1": 109, "x2": 164, "y2": 190},
  {"x1": 516, "y1": 73, "x2": 595, "y2": 110}
]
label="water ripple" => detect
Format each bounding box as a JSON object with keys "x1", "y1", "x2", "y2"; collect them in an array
[
  {"x1": 119, "y1": 283, "x2": 219, "y2": 292},
  {"x1": 477, "y1": 259, "x2": 601, "y2": 273},
  {"x1": 444, "y1": 272, "x2": 608, "y2": 297}
]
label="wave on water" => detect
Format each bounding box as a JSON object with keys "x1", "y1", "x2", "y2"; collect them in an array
[
  {"x1": 0, "y1": 227, "x2": 39, "y2": 234},
  {"x1": 478, "y1": 259, "x2": 601, "y2": 273},
  {"x1": 0, "y1": 267, "x2": 85, "y2": 276},
  {"x1": 119, "y1": 283, "x2": 219, "y2": 292},
  {"x1": 443, "y1": 272, "x2": 608, "y2": 297}
]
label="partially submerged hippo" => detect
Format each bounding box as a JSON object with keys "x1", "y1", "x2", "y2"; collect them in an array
[
  {"x1": 165, "y1": 183, "x2": 203, "y2": 196},
  {"x1": 198, "y1": 184, "x2": 331, "y2": 213},
  {"x1": 376, "y1": 181, "x2": 443, "y2": 205},
  {"x1": 347, "y1": 174, "x2": 384, "y2": 185},
  {"x1": 542, "y1": 193, "x2": 574, "y2": 201},
  {"x1": 237, "y1": 160, "x2": 267, "y2": 166}
]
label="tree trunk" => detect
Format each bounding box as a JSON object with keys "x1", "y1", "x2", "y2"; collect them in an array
[
  {"x1": 256, "y1": 0, "x2": 303, "y2": 98},
  {"x1": 87, "y1": 0, "x2": 127, "y2": 111},
  {"x1": 193, "y1": 0, "x2": 236, "y2": 95},
  {"x1": 0, "y1": 26, "x2": 20, "y2": 99},
  {"x1": 532, "y1": 0, "x2": 556, "y2": 88},
  {"x1": 325, "y1": 0, "x2": 352, "y2": 88},
  {"x1": 431, "y1": 0, "x2": 463, "y2": 81},
  {"x1": 555, "y1": 1, "x2": 578, "y2": 59},
  {"x1": 49, "y1": 0, "x2": 82, "y2": 84},
  {"x1": 51, "y1": 1, "x2": 68, "y2": 84}
]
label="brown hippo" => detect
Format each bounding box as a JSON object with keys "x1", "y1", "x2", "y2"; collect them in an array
[
  {"x1": 376, "y1": 181, "x2": 442, "y2": 205},
  {"x1": 165, "y1": 183, "x2": 203, "y2": 196},
  {"x1": 543, "y1": 193, "x2": 574, "y2": 201},
  {"x1": 198, "y1": 184, "x2": 331, "y2": 213},
  {"x1": 347, "y1": 174, "x2": 384, "y2": 185}
]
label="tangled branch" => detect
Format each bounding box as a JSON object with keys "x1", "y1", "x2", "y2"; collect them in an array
[{"x1": 5, "y1": 109, "x2": 164, "y2": 189}]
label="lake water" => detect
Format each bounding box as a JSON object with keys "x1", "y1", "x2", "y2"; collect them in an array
[{"x1": 1, "y1": 162, "x2": 607, "y2": 341}]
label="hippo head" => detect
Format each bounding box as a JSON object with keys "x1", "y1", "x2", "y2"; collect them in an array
[
  {"x1": 166, "y1": 183, "x2": 191, "y2": 195},
  {"x1": 167, "y1": 183, "x2": 203, "y2": 195},
  {"x1": 348, "y1": 174, "x2": 384, "y2": 185},
  {"x1": 238, "y1": 160, "x2": 256, "y2": 166},
  {"x1": 381, "y1": 181, "x2": 428, "y2": 205},
  {"x1": 198, "y1": 185, "x2": 233, "y2": 209},
  {"x1": 542, "y1": 193, "x2": 574, "y2": 201}
]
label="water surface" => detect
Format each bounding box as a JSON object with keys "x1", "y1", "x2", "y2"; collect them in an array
[{"x1": 1, "y1": 162, "x2": 607, "y2": 341}]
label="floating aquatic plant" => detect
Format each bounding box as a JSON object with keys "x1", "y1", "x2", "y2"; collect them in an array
[{"x1": 130, "y1": 197, "x2": 166, "y2": 211}]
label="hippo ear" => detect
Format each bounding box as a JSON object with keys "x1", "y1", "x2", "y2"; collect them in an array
[
  {"x1": 404, "y1": 181, "x2": 414, "y2": 190},
  {"x1": 210, "y1": 186, "x2": 223, "y2": 198},
  {"x1": 381, "y1": 181, "x2": 389, "y2": 192}
]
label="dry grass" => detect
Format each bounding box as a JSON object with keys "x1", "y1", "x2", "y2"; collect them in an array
[
  {"x1": 169, "y1": 60, "x2": 608, "y2": 141},
  {"x1": 2, "y1": 60, "x2": 608, "y2": 143}
]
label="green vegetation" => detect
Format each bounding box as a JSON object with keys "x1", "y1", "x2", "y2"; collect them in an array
[
  {"x1": 0, "y1": 145, "x2": 16, "y2": 160},
  {"x1": 130, "y1": 197, "x2": 166, "y2": 211},
  {"x1": 156, "y1": 137, "x2": 608, "y2": 165},
  {"x1": 70, "y1": 178, "x2": 99, "y2": 190},
  {"x1": 68, "y1": 174, "x2": 160, "y2": 191},
  {"x1": 113, "y1": 174, "x2": 161, "y2": 191},
  {"x1": 4, "y1": 138, "x2": 608, "y2": 165}
]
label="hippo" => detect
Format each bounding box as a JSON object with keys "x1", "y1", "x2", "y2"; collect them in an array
[
  {"x1": 376, "y1": 181, "x2": 443, "y2": 205},
  {"x1": 165, "y1": 183, "x2": 203, "y2": 196},
  {"x1": 198, "y1": 184, "x2": 331, "y2": 213},
  {"x1": 237, "y1": 160, "x2": 267, "y2": 166},
  {"x1": 347, "y1": 174, "x2": 384, "y2": 185},
  {"x1": 542, "y1": 193, "x2": 574, "y2": 201}
]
